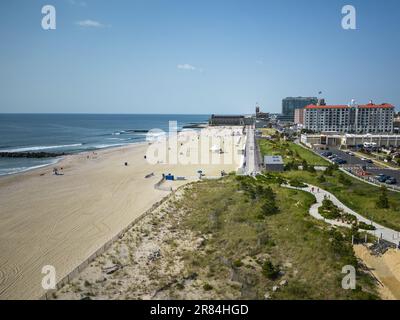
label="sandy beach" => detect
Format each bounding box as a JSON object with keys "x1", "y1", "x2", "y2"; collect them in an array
[
  {"x1": 0, "y1": 127, "x2": 245, "y2": 299},
  {"x1": 354, "y1": 245, "x2": 400, "y2": 300}
]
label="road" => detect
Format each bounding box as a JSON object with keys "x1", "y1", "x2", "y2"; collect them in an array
[
  {"x1": 316, "y1": 147, "x2": 400, "y2": 186},
  {"x1": 244, "y1": 126, "x2": 260, "y2": 176}
]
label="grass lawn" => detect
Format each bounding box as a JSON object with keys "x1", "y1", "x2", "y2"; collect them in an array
[
  {"x1": 281, "y1": 170, "x2": 400, "y2": 231},
  {"x1": 258, "y1": 138, "x2": 329, "y2": 166},
  {"x1": 178, "y1": 176, "x2": 378, "y2": 300},
  {"x1": 288, "y1": 142, "x2": 329, "y2": 166}
]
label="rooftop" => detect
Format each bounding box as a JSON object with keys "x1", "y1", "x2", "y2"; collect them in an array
[
  {"x1": 304, "y1": 103, "x2": 394, "y2": 110},
  {"x1": 264, "y1": 155, "x2": 284, "y2": 165},
  {"x1": 211, "y1": 115, "x2": 245, "y2": 118}
]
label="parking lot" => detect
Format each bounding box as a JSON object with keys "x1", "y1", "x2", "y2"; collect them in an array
[{"x1": 316, "y1": 147, "x2": 400, "y2": 186}]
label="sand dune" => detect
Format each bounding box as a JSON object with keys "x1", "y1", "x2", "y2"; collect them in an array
[
  {"x1": 0, "y1": 127, "x2": 244, "y2": 299},
  {"x1": 354, "y1": 245, "x2": 400, "y2": 300}
]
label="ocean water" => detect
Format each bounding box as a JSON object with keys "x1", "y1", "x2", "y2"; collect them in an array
[{"x1": 0, "y1": 114, "x2": 209, "y2": 176}]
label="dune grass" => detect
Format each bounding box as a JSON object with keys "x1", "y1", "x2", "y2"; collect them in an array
[
  {"x1": 178, "y1": 176, "x2": 378, "y2": 300},
  {"x1": 258, "y1": 138, "x2": 329, "y2": 166}
]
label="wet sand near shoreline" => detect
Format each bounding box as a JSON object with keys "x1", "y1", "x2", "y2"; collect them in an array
[{"x1": 0, "y1": 127, "x2": 244, "y2": 299}]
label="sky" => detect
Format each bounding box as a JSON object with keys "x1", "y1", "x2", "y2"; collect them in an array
[{"x1": 0, "y1": 0, "x2": 399, "y2": 114}]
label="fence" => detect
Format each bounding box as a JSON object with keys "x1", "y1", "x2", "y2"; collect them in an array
[
  {"x1": 40, "y1": 187, "x2": 178, "y2": 300},
  {"x1": 154, "y1": 176, "x2": 173, "y2": 191}
]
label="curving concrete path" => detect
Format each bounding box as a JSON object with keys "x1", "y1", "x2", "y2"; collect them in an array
[{"x1": 283, "y1": 183, "x2": 400, "y2": 246}]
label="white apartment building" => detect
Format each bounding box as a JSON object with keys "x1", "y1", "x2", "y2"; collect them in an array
[{"x1": 304, "y1": 102, "x2": 394, "y2": 133}]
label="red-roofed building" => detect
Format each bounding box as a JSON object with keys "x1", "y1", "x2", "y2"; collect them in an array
[{"x1": 304, "y1": 102, "x2": 394, "y2": 133}]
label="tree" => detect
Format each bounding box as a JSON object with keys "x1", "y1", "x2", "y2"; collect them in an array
[
  {"x1": 302, "y1": 160, "x2": 309, "y2": 171},
  {"x1": 284, "y1": 161, "x2": 298, "y2": 171},
  {"x1": 376, "y1": 186, "x2": 389, "y2": 209},
  {"x1": 317, "y1": 174, "x2": 326, "y2": 183},
  {"x1": 308, "y1": 165, "x2": 316, "y2": 174}
]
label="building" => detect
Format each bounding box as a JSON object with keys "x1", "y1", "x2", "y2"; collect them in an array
[
  {"x1": 304, "y1": 102, "x2": 395, "y2": 133},
  {"x1": 301, "y1": 133, "x2": 400, "y2": 149},
  {"x1": 209, "y1": 115, "x2": 245, "y2": 126},
  {"x1": 282, "y1": 97, "x2": 318, "y2": 122},
  {"x1": 394, "y1": 114, "x2": 400, "y2": 134},
  {"x1": 263, "y1": 155, "x2": 284, "y2": 172},
  {"x1": 276, "y1": 114, "x2": 295, "y2": 123},
  {"x1": 255, "y1": 105, "x2": 269, "y2": 120},
  {"x1": 342, "y1": 134, "x2": 400, "y2": 148},
  {"x1": 301, "y1": 134, "x2": 344, "y2": 148},
  {"x1": 294, "y1": 108, "x2": 305, "y2": 125}
]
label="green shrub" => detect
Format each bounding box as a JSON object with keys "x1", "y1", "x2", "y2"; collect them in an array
[
  {"x1": 376, "y1": 186, "x2": 389, "y2": 209},
  {"x1": 358, "y1": 221, "x2": 376, "y2": 231},
  {"x1": 319, "y1": 198, "x2": 342, "y2": 220},
  {"x1": 338, "y1": 173, "x2": 352, "y2": 186},
  {"x1": 262, "y1": 260, "x2": 280, "y2": 280},
  {"x1": 307, "y1": 165, "x2": 316, "y2": 173},
  {"x1": 342, "y1": 213, "x2": 357, "y2": 225},
  {"x1": 289, "y1": 179, "x2": 307, "y2": 188},
  {"x1": 325, "y1": 164, "x2": 339, "y2": 176},
  {"x1": 261, "y1": 199, "x2": 279, "y2": 216},
  {"x1": 233, "y1": 259, "x2": 244, "y2": 268},
  {"x1": 317, "y1": 174, "x2": 326, "y2": 183},
  {"x1": 203, "y1": 283, "x2": 213, "y2": 291}
]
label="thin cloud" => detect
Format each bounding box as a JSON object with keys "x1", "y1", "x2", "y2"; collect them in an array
[
  {"x1": 68, "y1": 0, "x2": 87, "y2": 7},
  {"x1": 76, "y1": 20, "x2": 107, "y2": 28},
  {"x1": 177, "y1": 64, "x2": 203, "y2": 72}
]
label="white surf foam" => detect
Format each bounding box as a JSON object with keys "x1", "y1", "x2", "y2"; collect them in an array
[{"x1": 1, "y1": 144, "x2": 83, "y2": 153}]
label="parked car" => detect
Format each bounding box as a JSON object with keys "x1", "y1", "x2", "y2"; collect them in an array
[
  {"x1": 377, "y1": 175, "x2": 390, "y2": 183},
  {"x1": 361, "y1": 157, "x2": 373, "y2": 164},
  {"x1": 386, "y1": 177, "x2": 397, "y2": 185},
  {"x1": 332, "y1": 158, "x2": 346, "y2": 165},
  {"x1": 321, "y1": 151, "x2": 332, "y2": 157},
  {"x1": 337, "y1": 159, "x2": 347, "y2": 165}
]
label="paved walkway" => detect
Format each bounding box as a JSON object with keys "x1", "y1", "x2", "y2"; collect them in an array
[
  {"x1": 283, "y1": 183, "x2": 400, "y2": 246},
  {"x1": 244, "y1": 126, "x2": 260, "y2": 176}
]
